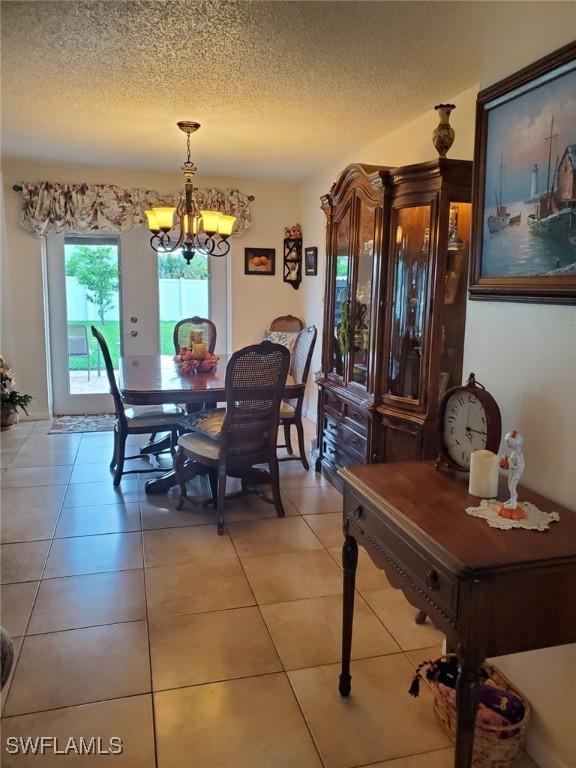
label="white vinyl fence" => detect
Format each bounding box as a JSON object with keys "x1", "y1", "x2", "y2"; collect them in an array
[{"x1": 66, "y1": 277, "x2": 208, "y2": 321}]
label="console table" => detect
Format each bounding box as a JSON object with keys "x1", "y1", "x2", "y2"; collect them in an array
[{"x1": 339, "y1": 461, "x2": 576, "y2": 768}]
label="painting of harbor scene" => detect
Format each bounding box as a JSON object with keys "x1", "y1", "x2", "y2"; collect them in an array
[{"x1": 470, "y1": 43, "x2": 576, "y2": 304}]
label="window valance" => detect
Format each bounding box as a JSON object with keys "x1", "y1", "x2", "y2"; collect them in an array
[{"x1": 16, "y1": 182, "x2": 253, "y2": 238}]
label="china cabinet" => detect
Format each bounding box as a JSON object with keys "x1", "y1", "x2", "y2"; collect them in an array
[{"x1": 313, "y1": 159, "x2": 472, "y2": 489}]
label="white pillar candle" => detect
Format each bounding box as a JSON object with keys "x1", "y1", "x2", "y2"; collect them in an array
[{"x1": 469, "y1": 450, "x2": 499, "y2": 498}]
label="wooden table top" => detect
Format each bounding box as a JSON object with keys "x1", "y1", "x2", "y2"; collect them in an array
[
  {"x1": 119, "y1": 354, "x2": 303, "y2": 406},
  {"x1": 339, "y1": 461, "x2": 576, "y2": 575}
]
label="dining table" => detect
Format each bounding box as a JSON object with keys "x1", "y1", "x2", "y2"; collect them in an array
[{"x1": 118, "y1": 353, "x2": 304, "y2": 494}]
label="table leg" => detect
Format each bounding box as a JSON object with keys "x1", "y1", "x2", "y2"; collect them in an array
[
  {"x1": 454, "y1": 657, "x2": 482, "y2": 768},
  {"x1": 339, "y1": 534, "x2": 358, "y2": 697},
  {"x1": 144, "y1": 462, "x2": 209, "y2": 495}
]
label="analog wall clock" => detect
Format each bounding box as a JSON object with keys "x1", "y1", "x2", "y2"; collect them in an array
[{"x1": 435, "y1": 372, "x2": 502, "y2": 472}]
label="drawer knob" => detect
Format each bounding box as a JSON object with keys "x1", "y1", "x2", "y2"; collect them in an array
[
  {"x1": 353, "y1": 505, "x2": 363, "y2": 520},
  {"x1": 426, "y1": 569, "x2": 440, "y2": 590}
]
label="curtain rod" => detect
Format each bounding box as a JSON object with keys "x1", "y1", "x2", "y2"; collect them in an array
[{"x1": 13, "y1": 184, "x2": 254, "y2": 200}]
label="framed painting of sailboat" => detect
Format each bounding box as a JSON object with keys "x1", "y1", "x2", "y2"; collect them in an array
[{"x1": 469, "y1": 41, "x2": 576, "y2": 305}]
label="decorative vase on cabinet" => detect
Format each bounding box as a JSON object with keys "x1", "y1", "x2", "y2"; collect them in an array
[
  {"x1": 313, "y1": 159, "x2": 472, "y2": 490},
  {"x1": 432, "y1": 103, "x2": 456, "y2": 157}
]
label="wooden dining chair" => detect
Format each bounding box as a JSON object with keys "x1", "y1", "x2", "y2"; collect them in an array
[
  {"x1": 270, "y1": 314, "x2": 304, "y2": 332},
  {"x1": 91, "y1": 326, "x2": 185, "y2": 486},
  {"x1": 174, "y1": 340, "x2": 291, "y2": 534},
  {"x1": 278, "y1": 325, "x2": 317, "y2": 470},
  {"x1": 173, "y1": 316, "x2": 217, "y2": 354}
]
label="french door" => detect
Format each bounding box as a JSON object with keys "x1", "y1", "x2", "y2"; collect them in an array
[{"x1": 46, "y1": 228, "x2": 227, "y2": 415}]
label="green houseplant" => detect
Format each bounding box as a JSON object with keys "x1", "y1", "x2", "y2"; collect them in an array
[{"x1": 0, "y1": 355, "x2": 32, "y2": 430}]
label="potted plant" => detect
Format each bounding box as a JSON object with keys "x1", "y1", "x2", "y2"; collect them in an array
[{"x1": 0, "y1": 355, "x2": 32, "y2": 430}]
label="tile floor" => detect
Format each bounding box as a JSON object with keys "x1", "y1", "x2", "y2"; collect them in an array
[{"x1": 0, "y1": 418, "x2": 538, "y2": 767}]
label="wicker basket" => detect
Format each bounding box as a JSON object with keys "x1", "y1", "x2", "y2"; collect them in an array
[{"x1": 429, "y1": 655, "x2": 530, "y2": 768}]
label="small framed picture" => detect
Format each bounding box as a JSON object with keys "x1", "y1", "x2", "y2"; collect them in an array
[
  {"x1": 304, "y1": 246, "x2": 318, "y2": 276},
  {"x1": 244, "y1": 248, "x2": 275, "y2": 275}
]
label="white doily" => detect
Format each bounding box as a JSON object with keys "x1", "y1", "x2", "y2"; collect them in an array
[{"x1": 465, "y1": 499, "x2": 560, "y2": 531}]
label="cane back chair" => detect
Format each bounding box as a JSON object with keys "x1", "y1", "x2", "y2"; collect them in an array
[{"x1": 174, "y1": 340, "x2": 291, "y2": 534}]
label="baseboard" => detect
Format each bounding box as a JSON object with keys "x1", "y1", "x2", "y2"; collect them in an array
[
  {"x1": 526, "y1": 737, "x2": 571, "y2": 768},
  {"x1": 20, "y1": 410, "x2": 51, "y2": 422}
]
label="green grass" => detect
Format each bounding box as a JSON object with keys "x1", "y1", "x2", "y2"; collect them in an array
[{"x1": 68, "y1": 322, "x2": 175, "y2": 371}]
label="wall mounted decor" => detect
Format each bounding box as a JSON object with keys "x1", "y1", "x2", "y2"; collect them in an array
[
  {"x1": 283, "y1": 223, "x2": 302, "y2": 290},
  {"x1": 469, "y1": 42, "x2": 576, "y2": 305},
  {"x1": 305, "y1": 247, "x2": 318, "y2": 276},
  {"x1": 244, "y1": 248, "x2": 275, "y2": 275}
]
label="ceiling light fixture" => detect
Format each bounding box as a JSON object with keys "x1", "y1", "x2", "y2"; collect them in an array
[{"x1": 145, "y1": 121, "x2": 236, "y2": 264}]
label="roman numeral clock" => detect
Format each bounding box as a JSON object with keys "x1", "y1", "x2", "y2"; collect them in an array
[{"x1": 436, "y1": 372, "x2": 502, "y2": 472}]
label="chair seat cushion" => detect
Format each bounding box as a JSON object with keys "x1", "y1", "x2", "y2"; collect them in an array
[
  {"x1": 262, "y1": 330, "x2": 299, "y2": 353},
  {"x1": 125, "y1": 404, "x2": 184, "y2": 429},
  {"x1": 178, "y1": 431, "x2": 221, "y2": 461},
  {"x1": 178, "y1": 408, "x2": 226, "y2": 440},
  {"x1": 279, "y1": 402, "x2": 296, "y2": 419}
]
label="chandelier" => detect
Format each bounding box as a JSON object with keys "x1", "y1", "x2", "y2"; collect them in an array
[{"x1": 145, "y1": 121, "x2": 236, "y2": 264}]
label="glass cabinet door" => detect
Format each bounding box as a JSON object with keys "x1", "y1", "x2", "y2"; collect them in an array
[
  {"x1": 387, "y1": 204, "x2": 431, "y2": 401},
  {"x1": 438, "y1": 201, "x2": 472, "y2": 398},
  {"x1": 351, "y1": 199, "x2": 375, "y2": 387},
  {"x1": 329, "y1": 204, "x2": 352, "y2": 377}
]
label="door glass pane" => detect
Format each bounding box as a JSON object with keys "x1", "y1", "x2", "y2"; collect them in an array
[
  {"x1": 351, "y1": 200, "x2": 374, "y2": 387},
  {"x1": 387, "y1": 205, "x2": 431, "y2": 400},
  {"x1": 330, "y1": 206, "x2": 352, "y2": 376},
  {"x1": 157, "y1": 251, "x2": 209, "y2": 354},
  {"x1": 64, "y1": 235, "x2": 120, "y2": 395}
]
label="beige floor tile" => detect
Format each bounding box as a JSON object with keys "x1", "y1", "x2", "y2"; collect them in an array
[
  {"x1": 143, "y1": 523, "x2": 237, "y2": 567},
  {"x1": 10, "y1": 447, "x2": 79, "y2": 467},
  {"x1": 1, "y1": 451, "x2": 18, "y2": 468},
  {"x1": 68, "y1": 462, "x2": 119, "y2": 484},
  {"x1": 0, "y1": 695, "x2": 156, "y2": 767},
  {"x1": 361, "y1": 588, "x2": 444, "y2": 650},
  {"x1": 1, "y1": 506, "x2": 61, "y2": 544},
  {"x1": 0, "y1": 437, "x2": 27, "y2": 453},
  {"x1": 283, "y1": 484, "x2": 343, "y2": 515},
  {"x1": 1, "y1": 636, "x2": 22, "y2": 715},
  {"x1": 44, "y1": 532, "x2": 143, "y2": 578},
  {"x1": 241, "y1": 548, "x2": 342, "y2": 604},
  {"x1": 365, "y1": 749, "x2": 455, "y2": 768},
  {"x1": 1, "y1": 484, "x2": 66, "y2": 514},
  {"x1": 146, "y1": 558, "x2": 254, "y2": 618},
  {"x1": 261, "y1": 593, "x2": 400, "y2": 670},
  {"x1": 154, "y1": 673, "x2": 323, "y2": 768},
  {"x1": 217, "y1": 489, "x2": 300, "y2": 522},
  {"x1": 54, "y1": 502, "x2": 141, "y2": 537},
  {"x1": 150, "y1": 606, "x2": 282, "y2": 690},
  {"x1": 279, "y1": 464, "x2": 329, "y2": 489},
  {"x1": 74, "y1": 446, "x2": 116, "y2": 465},
  {"x1": 4, "y1": 622, "x2": 150, "y2": 716},
  {"x1": 304, "y1": 512, "x2": 343, "y2": 548},
  {"x1": 18, "y1": 435, "x2": 81, "y2": 450},
  {"x1": 356, "y1": 548, "x2": 392, "y2": 591},
  {"x1": 227, "y1": 515, "x2": 324, "y2": 557},
  {"x1": 27, "y1": 570, "x2": 146, "y2": 634},
  {"x1": 1, "y1": 465, "x2": 72, "y2": 488},
  {"x1": 78, "y1": 433, "x2": 116, "y2": 448},
  {"x1": 0, "y1": 541, "x2": 51, "y2": 584},
  {"x1": 62, "y1": 479, "x2": 140, "y2": 508},
  {"x1": 0, "y1": 582, "x2": 38, "y2": 637},
  {"x1": 288, "y1": 655, "x2": 451, "y2": 768},
  {"x1": 140, "y1": 487, "x2": 218, "y2": 530}
]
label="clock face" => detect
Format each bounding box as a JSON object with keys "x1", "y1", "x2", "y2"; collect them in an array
[{"x1": 442, "y1": 390, "x2": 488, "y2": 469}]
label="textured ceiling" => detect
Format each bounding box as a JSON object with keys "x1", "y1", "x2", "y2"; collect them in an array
[{"x1": 1, "y1": 1, "x2": 484, "y2": 181}]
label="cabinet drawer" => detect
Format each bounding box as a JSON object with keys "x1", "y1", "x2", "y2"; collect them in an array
[
  {"x1": 324, "y1": 416, "x2": 366, "y2": 460},
  {"x1": 323, "y1": 433, "x2": 365, "y2": 469},
  {"x1": 324, "y1": 391, "x2": 346, "y2": 418},
  {"x1": 345, "y1": 489, "x2": 457, "y2": 622},
  {"x1": 344, "y1": 405, "x2": 368, "y2": 436}
]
